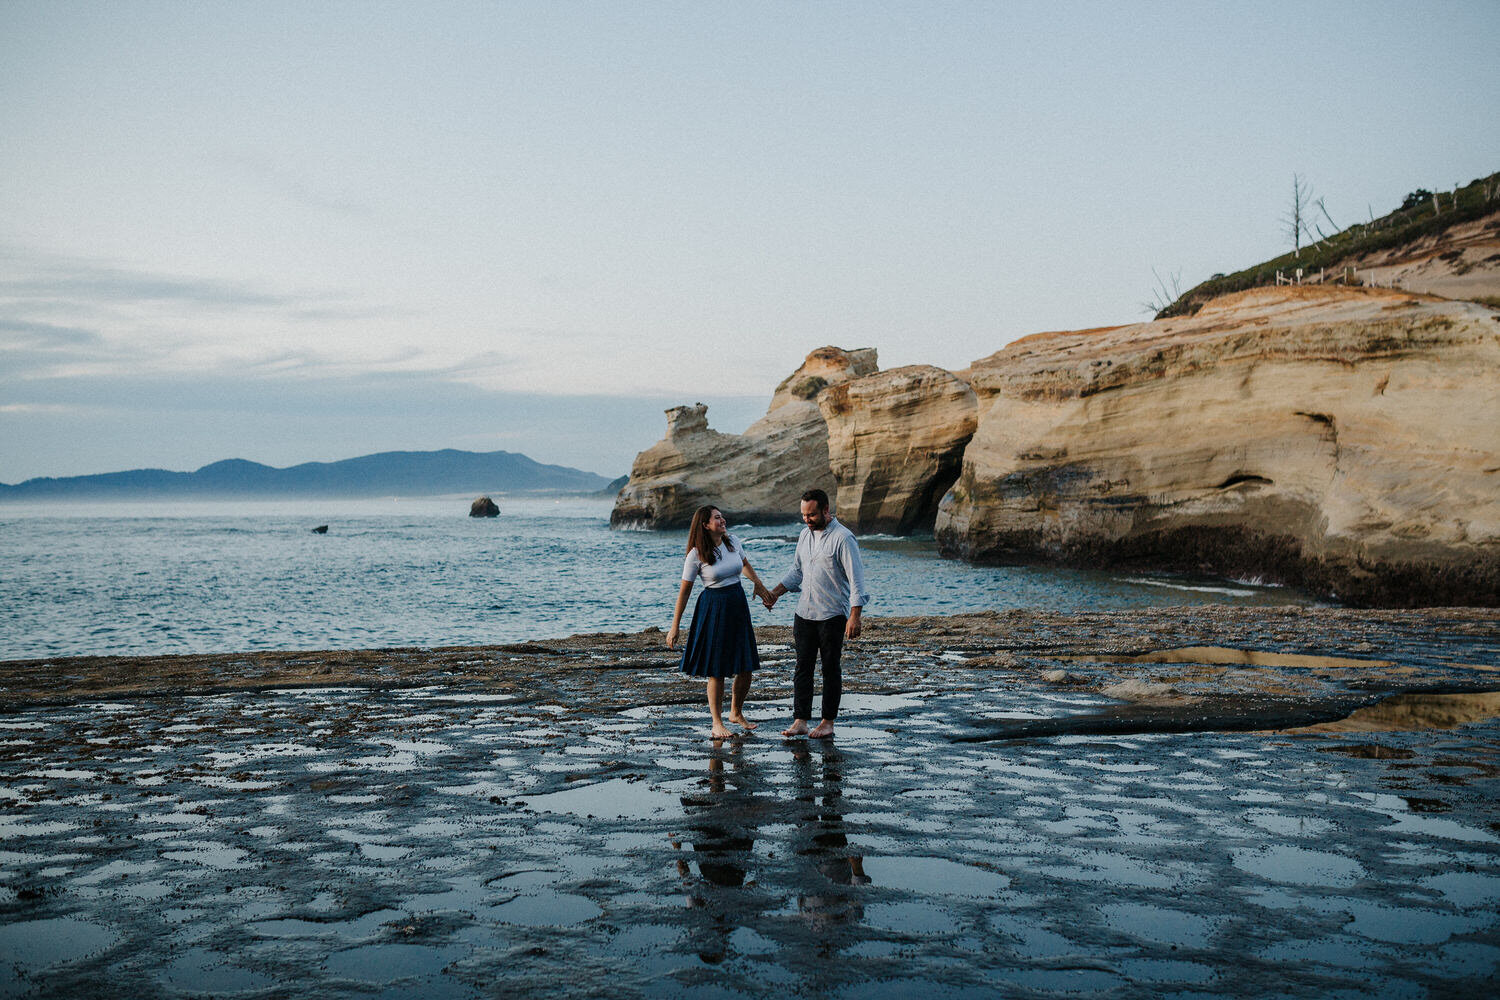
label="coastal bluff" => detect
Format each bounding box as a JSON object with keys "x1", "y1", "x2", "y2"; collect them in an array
[
  {"x1": 612, "y1": 285, "x2": 1500, "y2": 606},
  {"x1": 609, "y1": 347, "x2": 877, "y2": 528},
  {"x1": 938, "y1": 286, "x2": 1500, "y2": 607}
]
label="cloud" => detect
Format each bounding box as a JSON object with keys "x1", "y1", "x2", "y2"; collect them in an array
[
  {"x1": 0, "y1": 254, "x2": 293, "y2": 310},
  {"x1": 0, "y1": 244, "x2": 421, "y2": 381},
  {"x1": 0, "y1": 319, "x2": 104, "y2": 349},
  {"x1": 0, "y1": 316, "x2": 122, "y2": 380},
  {"x1": 0, "y1": 243, "x2": 402, "y2": 321},
  {"x1": 0, "y1": 402, "x2": 78, "y2": 414}
]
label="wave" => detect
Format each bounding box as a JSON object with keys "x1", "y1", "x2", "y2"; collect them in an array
[{"x1": 1117, "y1": 577, "x2": 1256, "y2": 597}]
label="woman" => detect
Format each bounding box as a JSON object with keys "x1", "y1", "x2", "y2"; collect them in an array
[{"x1": 667, "y1": 505, "x2": 771, "y2": 739}]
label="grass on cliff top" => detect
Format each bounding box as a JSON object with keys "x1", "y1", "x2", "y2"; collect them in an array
[{"x1": 1159, "y1": 170, "x2": 1500, "y2": 319}]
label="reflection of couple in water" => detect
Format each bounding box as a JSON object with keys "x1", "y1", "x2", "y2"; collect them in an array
[
  {"x1": 667, "y1": 489, "x2": 869, "y2": 742},
  {"x1": 673, "y1": 738, "x2": 868, "y2": 961}
]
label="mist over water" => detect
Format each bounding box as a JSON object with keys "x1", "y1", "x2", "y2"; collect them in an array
[{"x1": 0, "y1": 497, "x2": 1316, "y2": 661}]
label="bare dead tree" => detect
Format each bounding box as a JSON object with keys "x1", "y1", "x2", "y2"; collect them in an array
[
  {"x1": 1142, "y1": 266, "x2": 1183, "y2": 315},
  {"x1": 1316, "y1": 197, "x2": 1340, "y2": 235},
  {"x1": 1281, "y1": 174, "x2": 1316, "y2": 258}
]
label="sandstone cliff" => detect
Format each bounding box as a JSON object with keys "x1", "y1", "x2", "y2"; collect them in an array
[
  {"x1": 609, "y1": 347, "x2": 877, "y2": 529},
  {"x1": 935, "y1": 285, "x2": 1500, "y2": 606},
  {"x1": 819, "y1": 365, "x2": 978, "y2": 534}
]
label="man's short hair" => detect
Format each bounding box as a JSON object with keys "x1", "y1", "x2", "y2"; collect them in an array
[{"x1": 801, "y1": 488, "x2": 830, "y2": 510}]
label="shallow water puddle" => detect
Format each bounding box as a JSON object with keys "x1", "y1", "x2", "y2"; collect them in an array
[
  {"x1": 489, "y1": 890, "x2": 602, "y2": 926},
  {"x1": 1097, "y1": 901, "x2": 1220, "y2": 948},
  {"x1": 250, "y1": 907, "x2": 408, "y2": 942},
  {"x1": 836, "y1": 691, "x2": 925, "y2": 713},
  {"x1": 861, "y1": 899, "x2": 961, "y2": 935},
  {"x1": 0, "y1": 916, "x2": 119, "y2": 969},
  {"x1": 323, "y1": 942, "x2": 465, "y2": 981},
  {"x1": 160, "y1": 948, "x2": 278, "y2": 993},
  {"x1": 516, "y1": 777, "x2": 683, "y2": 821},
  {"x1": 1231, "y1": 844, "x2": 1364, "y2": 886},
  {"x1": 859, "y1": 855, "x2": 1009, "y2": 896}
]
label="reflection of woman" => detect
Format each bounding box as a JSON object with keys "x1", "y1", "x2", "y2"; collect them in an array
[{"x1": 667, "y1": 506, "x2": 771, "y2": 739}]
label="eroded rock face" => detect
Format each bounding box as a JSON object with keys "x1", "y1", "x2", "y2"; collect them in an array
[
  {"x1": 819, "y1": 365, "x2": 977, "y2": 534},
  {"x1": 610, "y1": 347, "x2": 877, "y2": 529},
  {"x1": 935, "y1": 285, "x2": 1500, "y2": 606}
]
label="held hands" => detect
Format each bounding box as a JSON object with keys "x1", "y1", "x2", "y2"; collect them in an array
[{"x1": 758, "y1": 582, "x2": 784, "y2": 611}]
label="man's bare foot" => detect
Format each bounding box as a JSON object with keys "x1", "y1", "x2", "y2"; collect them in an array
[
  {"x1": 781, "y1": 719, "x2": 809, "y2": 737},
  {"x1": 728, "y1": 713, "x2": 758, "y2": 731},
  {"x1": 711, "y1": 726, "x2": 732, "y2": 740},
  {"x1": 808, "y1": 720, "x2": 835, "y2": 739}
]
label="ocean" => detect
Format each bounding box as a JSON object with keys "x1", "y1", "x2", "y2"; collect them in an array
[{"x1": 0, "y1": 496, "x2": 1316, "y2": 661}]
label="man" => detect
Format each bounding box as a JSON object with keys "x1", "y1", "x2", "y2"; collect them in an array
[{"x1": 762, "y1": 488, "x2": 869, "y2": 739}]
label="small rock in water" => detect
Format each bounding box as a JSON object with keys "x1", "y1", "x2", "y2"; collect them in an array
[
  {"x1": 311, "y1": 525, "x2": 329, "y2": 534},
  {"x1": 1041, "y1": 669, "x2": 1083, "y2": 684},
  {"x1": 470, "y1": 496, "x2": 500, "y2": 518}
]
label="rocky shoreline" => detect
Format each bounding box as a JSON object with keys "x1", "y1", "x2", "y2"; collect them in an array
[
  {"x1": 3, "y1": 606, "x2": 1498, "y2": 997},
  {"x1": 6, "y1": 606, "x2": 1497, "y2": 734}
]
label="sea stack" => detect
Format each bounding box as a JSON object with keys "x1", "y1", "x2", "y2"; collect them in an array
[
  {"x1": 610, "y1": 346, "x2": 878, "y2": 529},
  {"x1": 469, "y1": 496, "x2": 500, "y2": 518}
]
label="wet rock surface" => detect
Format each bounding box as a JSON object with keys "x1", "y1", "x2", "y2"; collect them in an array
[{"x1": 2, "y1": 606, "x2": 1498, "y2": 997}]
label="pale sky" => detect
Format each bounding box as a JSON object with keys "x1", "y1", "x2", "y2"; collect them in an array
[{"x1": 3, "y1": 1, "x2": 1497, "y2": 481}]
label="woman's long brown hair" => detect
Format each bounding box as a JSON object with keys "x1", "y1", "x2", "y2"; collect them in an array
[{"x1": 686, "y1": 505, "x2": 735, "y2": 565}]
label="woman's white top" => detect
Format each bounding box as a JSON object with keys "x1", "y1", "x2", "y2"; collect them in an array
[{"x1": 682, "y1": 534, "x2": 749, "y2": 589}]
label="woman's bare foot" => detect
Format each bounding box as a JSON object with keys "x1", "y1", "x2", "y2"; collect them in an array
[
  {"x1": 808, "y1": 720, "x2": 835, "y2": 739},
  {"x1": 781, "y1": 719, "x2": 809, "y2": 737},
  {"x1": 728, "y1": 713, "x2": 758, "y2": 731},
  {"x1": 711, "y1": 726, "x2": 732, "y2": 740}
]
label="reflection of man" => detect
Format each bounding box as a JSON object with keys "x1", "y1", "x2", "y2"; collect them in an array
[
  {"x1": 789, "y1": 742, "x2": 868, "y2": 930},
  {"x1": 763, "y1": 489, "x2": 869, "y2": 739}
]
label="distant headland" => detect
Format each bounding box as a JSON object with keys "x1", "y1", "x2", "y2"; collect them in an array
[{"x1": 0, "y1": 449, "x2": 615, "y2": 500}]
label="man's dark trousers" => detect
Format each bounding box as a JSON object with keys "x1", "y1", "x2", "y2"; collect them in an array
[{"x1": 792, "y1": 614, "x2": 845, "y2": 721}]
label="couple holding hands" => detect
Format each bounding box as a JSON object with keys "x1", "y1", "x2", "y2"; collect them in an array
[{"x1": 666, "y1": 488, "x2": 869, "y2": 741}]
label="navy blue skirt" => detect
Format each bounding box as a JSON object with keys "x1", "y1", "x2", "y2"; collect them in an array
[{"x1": 680, "y1": 584, "x2": 760, "y2": 678}]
